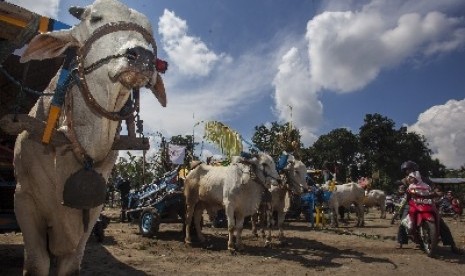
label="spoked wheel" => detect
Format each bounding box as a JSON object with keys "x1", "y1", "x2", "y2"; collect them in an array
[
  {"x1": 139, "y1": 208, "x2": 161, "y2": 238},
  {"x1": 419, "y1": 220, "x2": 438, "y2": 257}
]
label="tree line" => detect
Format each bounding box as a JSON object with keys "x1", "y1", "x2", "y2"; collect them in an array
[{"x1": 112, "y1": 113, "x2": 464, "y2": 194}]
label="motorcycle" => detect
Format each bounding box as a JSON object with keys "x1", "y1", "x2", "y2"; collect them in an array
[{"x1": 401, "y1": 186, "x2": 439, "y2": 257}]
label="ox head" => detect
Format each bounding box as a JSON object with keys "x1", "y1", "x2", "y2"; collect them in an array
[
  {"x1": 20, "y1": 0, "x2": 166, "y2": 107},
  {"x1": 246, "y1": 152, "x2": 280, "y2": 189},
  {"x1": 282, "y1": 157, "x2": 308, "y2": 195}
]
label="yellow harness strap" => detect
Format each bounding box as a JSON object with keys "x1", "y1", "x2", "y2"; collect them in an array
[{"x1": 42, "y1": 105, "x2": 61, "y2": 144}]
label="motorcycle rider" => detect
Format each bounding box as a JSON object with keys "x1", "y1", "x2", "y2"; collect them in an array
[{"x1": 394, "y1": 161, "x2": 461, "y2": 254}]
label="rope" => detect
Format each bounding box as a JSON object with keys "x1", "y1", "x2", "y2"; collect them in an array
[{"x1": 0, "y1": 65, "x2": 54, "y2": 96}]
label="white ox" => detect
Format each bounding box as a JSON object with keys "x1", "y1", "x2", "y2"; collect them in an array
[
  {"x1": 251, "y1": 157, "x2": 308, "y2": 245},
  {"x1": 327, "y1": 182, "x2": 365, "y2": 227},
  {"x1": 184, "y1": 152, "x2": 280, "y2": 252},
  {"x1": 364, "y1": 189, "x2": 387, "y2": 219},
  {"x1": 13, "y1": 0, "x2": 164, "y2": 274}
]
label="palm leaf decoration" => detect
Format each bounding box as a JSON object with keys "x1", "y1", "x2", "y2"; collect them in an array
[{"x1": 204, "y1": 121, "x2": 243, "y2": 157}]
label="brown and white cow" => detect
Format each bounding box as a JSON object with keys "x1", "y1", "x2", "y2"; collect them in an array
[{"x1": 184, "y1": 152, "x2": 280, "y2": 252}]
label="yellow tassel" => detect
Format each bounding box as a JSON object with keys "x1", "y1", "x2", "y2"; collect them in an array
[{"x1": 42, "y1": 105, "x2": 61, "y2": 144}]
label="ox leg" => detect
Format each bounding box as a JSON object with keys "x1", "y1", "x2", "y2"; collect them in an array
[
  {"x1": 261, "y1": 207, "x2": 269, "y2": 239},
  {"x1": 331, "y1": 205, "x2": 339, "y2": 228},
  {"x1": 56, "y1": 234, "x2": 90, "y2": 276},
  {"x1": 234, "y1": 213, "x2": 246, "y2": 251},
  {"x1": 262, "y1": 208, "x2": 272, "y2": 247},
  {"x1": 225, "y1": 205, "x2": 236, "y2": 252},
  {"x1": 15, "y1": 194, "x2": 50, "y2": 275},
  {"x1": 276, "y1": 210, "x2": 286, "y2": 244},
  {"x1": 184, "y1": 202, "x2": 196, "y2": 244},
  {"x1": 193, "y1": 205, "x2": 205, "y2": 242},
  {"x1": 380, "y1": 205, "x2": 386, "y2": 219},
  {"x1": 251, "y1": 213, "x2": 259, "y2": 237},
  {"x1": 355, "y1": 203, "x2": 365, "y2": 227}
]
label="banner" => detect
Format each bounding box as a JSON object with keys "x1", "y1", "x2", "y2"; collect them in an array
[{"x1": 168, "y1": 144, "x2": 186, "y2": 165}]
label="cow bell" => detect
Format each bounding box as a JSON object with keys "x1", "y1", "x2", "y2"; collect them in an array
[{"x1": 63, "y1": 168, "x2": 107, "y2": 210}]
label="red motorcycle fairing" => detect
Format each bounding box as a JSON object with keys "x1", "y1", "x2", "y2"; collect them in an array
[
  {"x1": 408, "y1": 193, "x2": 439, "y2": 226},
  {"x1": 415, "y1": 209, "x2": 436, "y2": 225}
]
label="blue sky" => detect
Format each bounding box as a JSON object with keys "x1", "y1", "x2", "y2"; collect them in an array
[{"x1": 14, "y1": 0, "x2": 465, "y2": 168}]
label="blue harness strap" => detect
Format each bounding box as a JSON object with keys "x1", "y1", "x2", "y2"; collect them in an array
[{"x1": 276, "y1": 153, "x2": 288, "y2": 172}]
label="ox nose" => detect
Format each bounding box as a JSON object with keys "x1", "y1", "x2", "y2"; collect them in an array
[{"x1": 125, "y1": 46, "x2": 155, "y2": 72}]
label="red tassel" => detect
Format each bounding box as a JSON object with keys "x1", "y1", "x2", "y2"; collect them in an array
[{"x1": 155, "y1": 58, "x2": 168, "y2": 73}]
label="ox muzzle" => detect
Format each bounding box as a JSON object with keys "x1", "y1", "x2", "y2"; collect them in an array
[{"x1": 125, "y1": 46, "x2": 155, "y2": 73}]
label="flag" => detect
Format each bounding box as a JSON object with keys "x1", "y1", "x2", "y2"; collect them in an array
[{"x1": 168, "y1": 144, "x2": 186, "y2": 165}]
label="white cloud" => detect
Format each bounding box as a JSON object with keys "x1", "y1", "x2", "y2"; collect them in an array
[
  {"x1": 272, "y1": 47, "x2": 322, "y2": 146},
  {"x1": 272, "y1": 0, "x2": 465, "y2": 147},
  {"x1": 158, "y1": 9, "x2": 232, "y2": 77},
  {"x1": 305, "y1": 6, "x2": 465, "y2": 93},
  {"x1": 409, "y1": 99, "x2": 465, "y2": 169},
  {"x1": 15, "y1": 0, "x2": 60, "y2": 18},
  {"x1": 135, "y1": 11, "x2": 278, "y2": 157}
]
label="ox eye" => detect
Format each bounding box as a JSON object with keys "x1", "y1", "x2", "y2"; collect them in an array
[{"x1": 90, "y1": 15, "x2": 103, "y2": 23}]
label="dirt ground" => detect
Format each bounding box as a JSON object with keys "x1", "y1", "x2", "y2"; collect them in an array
[{"x1": 1, "y1": 208, "x2": 464, "y2": 276}]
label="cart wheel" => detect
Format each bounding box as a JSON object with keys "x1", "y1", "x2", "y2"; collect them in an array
[{"x1": 139, "y1": 209, "x2": 160, "y2": 238}]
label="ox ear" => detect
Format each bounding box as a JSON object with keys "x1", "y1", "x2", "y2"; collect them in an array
[
  {"x1": 69, "y1": 6, "x2": 85, "y2": 20},
  {"x1": 20, "y1": 30, "x2": 79, "y2": 63},
  {"x1": 287, "y1": 155, "x2": 295, "y2": 163}
]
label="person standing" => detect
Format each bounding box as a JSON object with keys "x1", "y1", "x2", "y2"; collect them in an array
[{"x1": 116, "y1": 177, "x2": 131, "y2": 222}]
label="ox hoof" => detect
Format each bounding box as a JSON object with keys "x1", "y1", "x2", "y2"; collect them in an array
[
  {"x1": 203, "y1": 243, "x2": 214, "y2": 250},
  {"x1": 277, "y1": 240, "x2": 288, "y2": 247}
]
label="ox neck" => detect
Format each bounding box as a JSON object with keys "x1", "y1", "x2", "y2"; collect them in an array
[{"x1": 61, "y1": 74, "x2": 128, "y2": 165}]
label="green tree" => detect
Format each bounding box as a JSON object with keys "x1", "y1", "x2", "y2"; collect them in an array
[
  {"x1": 358, "y1": 113, "x2": 446, "y2": 192},
  {"x1": 251, "y1": 122, "x2": 301, "y2": 160},
  {"x1": 395, "y1": 127, "x2": 445, "y2": 178},
  {"x1": 358, "y1": 113, "x2": 399, "y2": 189},
  {"x1": 110, "y1": 152, "x2": 156, "y2": 190},
  {"x1": 307, "y1": 128, "x2": 359, "y2": 182}
]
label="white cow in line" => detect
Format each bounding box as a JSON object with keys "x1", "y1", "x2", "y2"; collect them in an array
[
  {"x1": 364, "y1": 189, "x2": 387, "y2": 219},
  {"x1": 11, "y1": 0, "x2": 165, "y2": 274},
  {"x1": 251, "y1": 157, "x2": 308, "y2": 246},
  {"x1": 184, "y1": 152, "x2": 280, "y2": 252},
  {"x1": 326, "y1": 182, "x2": 366, "y2": 227}
]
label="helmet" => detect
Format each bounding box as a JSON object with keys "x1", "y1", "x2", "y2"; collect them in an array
[{"x1": 401, "y1": 161, "x2": 419, "y2": 172}]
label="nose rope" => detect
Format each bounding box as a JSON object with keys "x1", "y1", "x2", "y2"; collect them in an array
[
  {"x1": 76, "y1": 21, "x2": 156, "y2": 121},
  {"x1": 83, "y1": 53, "x2": 131, "y2": 74}
]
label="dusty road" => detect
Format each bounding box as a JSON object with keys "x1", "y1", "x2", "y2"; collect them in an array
[{"x1": 1, "y1": 209, "x2": 464, "y2": 275}]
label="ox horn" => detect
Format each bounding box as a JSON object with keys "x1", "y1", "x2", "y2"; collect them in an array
[
  {"x1": 150, "y1": 73, "x2": 167, "y2": 107},
  {"x1": 69, "y1": 6, "x2": 85, "y2": 20}
]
